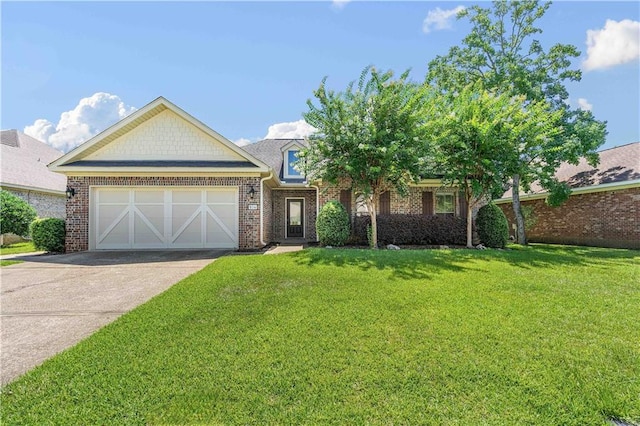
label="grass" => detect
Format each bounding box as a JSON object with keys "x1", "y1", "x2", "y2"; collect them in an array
[
  {"x1": 0, "y1": 241, "x2": 37, "y2": 255},
  {"x1": 0, "y1": 259, "x2": 22, "y2": 267},
  {"x1": 1, "y1": 245, "x2": 638, "y2": 425}
]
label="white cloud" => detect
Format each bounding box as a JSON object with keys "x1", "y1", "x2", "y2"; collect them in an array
[
  {"x1": 264, "y1": 119, "x2": 316, "y2": 139},
  {"x1": 583, "y1": 19, "x2": 640, "y2": 71},
  {"x1": 577, "y1": 98, "x2": 593, "y2": 112},
  {"x1": 422, "y1": 6, "x2": 465, "y2": 34},
  {"x1": 23, "y1": 92, "x2": 136, "y2": 153},
  {"x1": 233, "y1": 138, "x2": 254, "y2": 147},
  {"x1": 331, "y1": 0, "x2": 350, "y2": 11}
]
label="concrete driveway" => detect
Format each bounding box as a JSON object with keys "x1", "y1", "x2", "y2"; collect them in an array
[{"x1": 0, "y1": 250, "x2": 227, "y2": 386}]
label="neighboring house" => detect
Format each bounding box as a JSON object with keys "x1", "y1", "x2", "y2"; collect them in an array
[
  {"x1": 495, "y1": 142, "x2": 640, "y2": 249},
  {"x1": 1, "y1": 129, "x2": 66, "y2": 219},
  {"x1": 49, "y1": 97, "x2": 466, "y2": 252}
]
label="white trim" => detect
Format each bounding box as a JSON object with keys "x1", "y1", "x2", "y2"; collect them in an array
[
  {"x1": 284, "y1": 197, "x2": 305, "y2": 239},
  {"x1": 283, "y1": 148, "x2": 305, "y2": 180},
  {"x1": 279, "y1": 140, "x2": 305, "y2": 152},
  {"x1": 0, "y1": 182, "x2": 66, "y2": 196},
  {"x1": 54, "y1": 167, "x2": 266, "y2": 175},
  {"x1": 494, "y1": 179, "x2": 640, "y2": 204}
]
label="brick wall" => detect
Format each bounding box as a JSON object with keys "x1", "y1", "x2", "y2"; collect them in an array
[
  {"x1": 498, "y1": 187, "x2": 640, "y2": 249},
  {"x1": 66, "y1": 176, "x2": 261, "y2": 252},
  {"x1": 271, "y1": 189, "x2": 317, "y2": 241},
  {"x1": 5, "y1": 188, "x2": 65, "y2": 219},
  {"x1": 262, "y1": 184, "x2": 273, "y2": 243}
]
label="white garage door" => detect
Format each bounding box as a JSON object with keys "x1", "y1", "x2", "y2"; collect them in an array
[{"x1": 93, "y1": 188, "x2": 238, "y2": 250}]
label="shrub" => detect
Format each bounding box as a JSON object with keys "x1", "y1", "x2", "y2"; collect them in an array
[
  {"x1": 353, "y1": 214, "x2": 467, "y2": 246},
  {"x1": 0, "y1": 190, "x2": 37, "y2": 237},
  {"x1": 476, "y1": 203, "x2": 509, "y2": 248},
  {"x1": 316, "y1": 201, "x2": 350, "y2": 246},
  {"x1": 30, "y1": 218, "x2": 66, "y2": 253}
]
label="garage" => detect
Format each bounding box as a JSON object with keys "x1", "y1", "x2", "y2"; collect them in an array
[{"x1": 93, "y1": 187, "x2": 238, "y2": 250}]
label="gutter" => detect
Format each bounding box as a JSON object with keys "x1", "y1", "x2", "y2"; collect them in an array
[
  {"x1": 494, "y1": 179, "x2": 640, "y2": 204},
  {"x1": 260, "y1": 171, "x2": 274, "y2": 246}
]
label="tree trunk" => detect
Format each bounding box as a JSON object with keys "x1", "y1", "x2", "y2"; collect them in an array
[
  {"x1": 366, "y1": 195, "x2": 378, "y2": 249},
  {"x1": 511, "y1": 174, "x2": 527, "y2": 245},
  {"x1": 466, "y1": 194, "x2": 474, "y2": 248}
]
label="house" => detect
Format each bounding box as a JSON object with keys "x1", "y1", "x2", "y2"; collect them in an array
[
  {"x1": 49, "y1": 97, "x2": 466, "y2": 252},
  {"x1": 495, "y1": 142, "x2": 640, "y2": 249},
  {"x1": 1, "y1": 130, "x2": 67, "y2": 244}
]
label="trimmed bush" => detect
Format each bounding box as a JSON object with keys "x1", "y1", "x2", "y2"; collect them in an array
[
  {"x1": 476, "y1": 203, "x2": 509, "y2": 248},
  {"x1": 316, "y1": 201, "x2": 350, "y2": 246},
  {"x1": 0, "y1": 190, "x2": 37, "y2": 237},
  {"x1": 30, "y1": 218, "x2": 66, "y2": 253},
  {"x1": 353, "y1": 214, "x2": 467, "y2": 246}
]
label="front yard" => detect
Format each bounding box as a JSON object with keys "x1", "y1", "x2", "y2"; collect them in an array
[{"x1": 1, "y1": 245, "x2": 638, "y2": 425}]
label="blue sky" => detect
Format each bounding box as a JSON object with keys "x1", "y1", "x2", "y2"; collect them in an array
[{"x1": 2, "y1": 1, "x2": 639, "y2": 153}]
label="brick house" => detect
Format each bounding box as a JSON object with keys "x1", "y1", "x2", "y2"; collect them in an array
[
  {"x1": 495, "y1": 142, "x2": 640, "y2": 249},
  {"x1": 49, "y1": 97, "x2": 466, "y2": 252},
  {"x1": 1, "y1": 130, "x2": 67, "y2": 244}
]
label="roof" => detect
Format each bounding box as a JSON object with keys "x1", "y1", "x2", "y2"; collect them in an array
[
  {"x1": 499, "y1": 142, "x2": 640, "y2": 200},
  {"x1": 242, "y1": 138, "x2": 308, "y2": 184},
  {"x1": 49, "y1": 97, "x2": 269, "y2": 173},
  {"x1": 0, "y1": 130, "x2": 67, "y2": 194}
]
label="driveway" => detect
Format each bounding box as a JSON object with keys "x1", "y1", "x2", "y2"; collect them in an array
[{"x1": 0, "y1": 250, "x2": 227, "y2": 386}]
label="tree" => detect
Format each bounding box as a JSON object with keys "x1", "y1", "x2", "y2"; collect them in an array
[
  {"x1": 301, "y1": 66, "x2": 432, "y2": 248},
  {"x1": 427, "y1": 0, "x2": 607, "y2": 244},
  {"x1": 0, "y1": 190, "x2": 37, "y2": 237},
  {"x1": 428, "y1": 82, "x2": 562, "y2": 247}
]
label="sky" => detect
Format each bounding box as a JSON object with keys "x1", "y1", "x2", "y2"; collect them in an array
[{"x1": 2, "y1": 1, "x2": 639, "y2": 154}]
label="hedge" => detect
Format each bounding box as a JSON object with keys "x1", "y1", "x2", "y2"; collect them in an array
[
  {"x1": 316, "y1": 201, "x2": 351, "y2": 246},
  {"x1": 30, "y1": 218, "x2": 66, "y2": 253},
  {"x1": 353, "y1": 214, "x2": 467, "y2": 246},
  {"x1": 0, "y1": 190, "x2": 37, "y2": 237},
  {"x1": 476, "y1": 204, "x2": 509, "y2": 248}
]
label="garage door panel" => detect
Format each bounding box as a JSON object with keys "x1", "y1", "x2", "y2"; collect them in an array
[
  {"x1": 99, "y1": 214, "x2": 130, "y2": 247},
  {"x1": 133, "y1": 213, "x2": 165, "y2": 247},
  {"x1": 94, "y1": 187, "x2": 238, "y2": 250}
]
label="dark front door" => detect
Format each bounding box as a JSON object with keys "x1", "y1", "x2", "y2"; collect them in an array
[{"x1": 286, "y1": 199, "x2": 304, "y2": 238}]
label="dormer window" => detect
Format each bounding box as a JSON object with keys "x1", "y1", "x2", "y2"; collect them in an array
[{"x1": 285, "y1": 148, "x2": 303, "y2": 179}]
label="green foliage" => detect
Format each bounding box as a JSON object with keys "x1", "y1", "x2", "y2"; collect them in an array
[
  {"x1": 316, "y1": 201, "x2": 350, "y2": 246},
  {"x1": 476, "y1": 203, "x2": 509, "y2": 248},
  {"x1": 302, "y1": 65, "x2": 434, "y2": 248},
  {"x1": 2, "y1": 246, "x2": 639, "y2": 424},
  {"x1": 0, "y1": 241, "x2": 37, "y2": 255},
  {"x1": 30, "y1": 218, "x2": 65, "y2": 253},
  {"x1": 0, "y1": 190, "x2": 37, "y2": 237},
  {"x1": 427, "y1": 0, "x2": 607, "y2": 243},
  {"x1": 546, "y1": 181, "x2": 572, "y2": 207},
  {"x1": 521, "y1": 205, "x2": 538, "y2": 231}
]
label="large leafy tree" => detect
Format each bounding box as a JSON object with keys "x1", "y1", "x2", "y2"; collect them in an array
[
  {"x1": 301, "y1": 66, "x2": 433, "y2": 248},
  {"x1": 429, "y1": 82, "x2": 563, "y2": 247},
  {"x1": 427, "y1": 0, "x2": 607, "y2": 244}
]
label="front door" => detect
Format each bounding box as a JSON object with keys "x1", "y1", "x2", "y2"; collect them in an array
[{"x1": 286, "y1": 199, "x2": 304, "y2": 238}]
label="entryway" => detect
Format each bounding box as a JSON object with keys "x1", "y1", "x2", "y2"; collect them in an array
[{"x1": 286, "y1": 198, "x2": 304, "y2": 238}]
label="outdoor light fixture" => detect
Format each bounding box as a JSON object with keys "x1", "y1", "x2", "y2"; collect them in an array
[
  {"x1": 247, "y1": 184, "x2": 256, "y2": 199},
  {"x1": 65, "y1": 186, "x2": 76, "y2": 199}
]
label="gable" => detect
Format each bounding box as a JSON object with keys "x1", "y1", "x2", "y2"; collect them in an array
[{"x1": 83, "y1": 109, "x2": 244, "y2": 162}]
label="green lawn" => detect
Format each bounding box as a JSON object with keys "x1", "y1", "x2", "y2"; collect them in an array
[
  {"x1": 0, "y1": 241, "x2": 37, "y2": 255},
  {"x1": 0, "y1": 259, "x2": 22, "y2": 267},
  {"x1": 1, "y1": 245, "x2": 638, "y2": 425}
]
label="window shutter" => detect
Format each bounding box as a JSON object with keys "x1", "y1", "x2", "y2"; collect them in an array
[
  {"x1": 379, "y1": 191, "x2": 391, "y2": 215},
  {"x1": 458, "y1": 191, "x2": 468, "y2": 218},
  {"x1": 422, "y1": 191, "x2": 433, "y2": 216},
  {"x1": 340, "y1": 190, "x2": 352, "y2": 217}
]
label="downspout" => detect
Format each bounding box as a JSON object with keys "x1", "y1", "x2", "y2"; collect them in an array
[
  {"x1": 260, "y1": 172, "x2": 273, "y2": 246},
  {"x1": 309, "y1": 183, "x2": 320, "y2": 241}
]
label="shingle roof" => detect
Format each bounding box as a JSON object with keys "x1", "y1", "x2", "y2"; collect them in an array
[
  {"x1": 242, "y1": 138, "x2": 308, "y2": 183},
  {"x1": 1, "y1": 130, "x2": 67, "y2": 193},
  {"x1": 508, "y1": 142, "x2": 640, "y2": 196}
]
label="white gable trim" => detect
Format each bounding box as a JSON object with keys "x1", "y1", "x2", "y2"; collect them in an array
[{"x1": 49, "y1": 96, "x2": 269, "y2": 172}]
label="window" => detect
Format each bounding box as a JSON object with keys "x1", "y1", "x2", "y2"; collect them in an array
[
  {"x1": 340, "y1": 190, "x2": 352, "y2": 217},
  {"x1": 435, "y1": 193, "x2": 455, "y2": 215},
  {"x1": 379, "y1": 191, "x2": 390, "y2": 215},
  {"x1": 285, "y1": 149, "x2": 302, "y2": 178}
]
